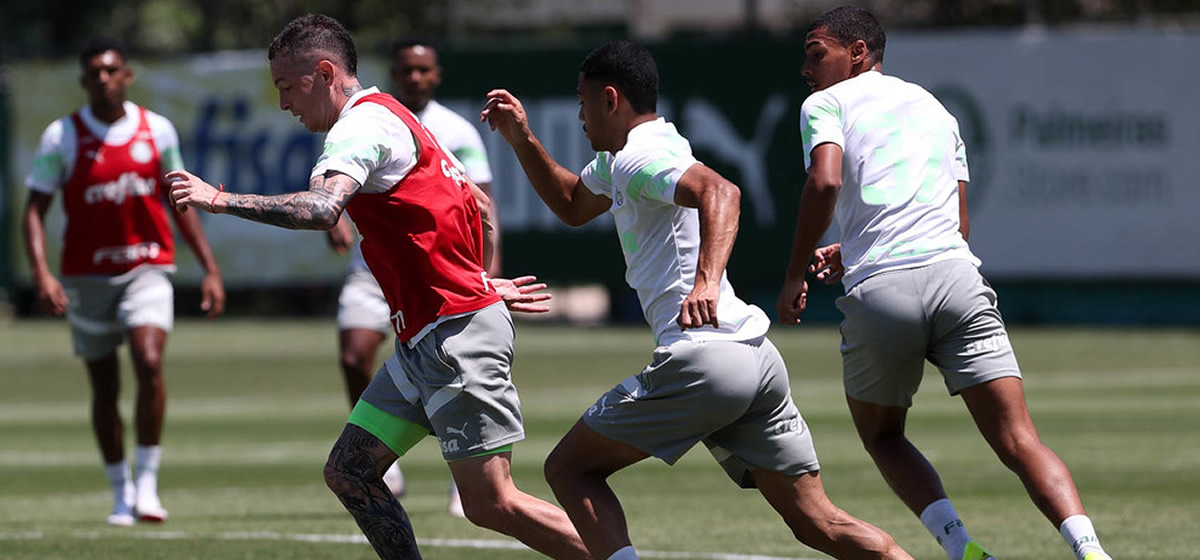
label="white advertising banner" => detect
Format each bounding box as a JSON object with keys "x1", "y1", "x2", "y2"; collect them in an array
[{"x1": 886, "y1": 30, "x2": 1198, "y2": 279}]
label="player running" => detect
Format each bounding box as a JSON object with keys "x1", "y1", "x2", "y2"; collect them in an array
[
  {"x1": 168, "y1": 14, "x2": 589, "y2": 559},
  {"x1": 777, "y1": 7, "x2": 1115, "y2": 560},
  {"x1": 325, "y1": 38, "x2": 499, "y2": 517},
  {"x1": 484, "y1": 39, "x2": 912, "y2": 560}
]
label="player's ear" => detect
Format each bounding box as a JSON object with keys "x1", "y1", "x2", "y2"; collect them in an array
[
  {"x1": 603, "y1": 85, "x2": 619, "y2": 114},
  {"x1": 850, "y1": 39, "x2": 869, "y2": 64},
  {"x1": 317, "y1": 59, "x2": 336, "y2": 82}
]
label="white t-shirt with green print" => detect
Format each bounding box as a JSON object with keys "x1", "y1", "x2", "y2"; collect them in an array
[
  {"x1": 580, "y1": 118, "x2": 769, "y2": 347},
  {"x1": 800, "y1": 70, "x2": 979, "y2": 291}
]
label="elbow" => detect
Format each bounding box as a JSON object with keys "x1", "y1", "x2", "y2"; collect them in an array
[{"x1": 560, "y1": 212, "x2": 590, "y2": 228}]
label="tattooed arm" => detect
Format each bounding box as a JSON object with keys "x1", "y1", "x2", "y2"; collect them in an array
[{"x1": 167, "y1": 169, "x2": 360, "y2": 230}]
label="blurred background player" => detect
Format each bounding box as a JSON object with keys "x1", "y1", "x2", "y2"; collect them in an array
[
  {"x1": 325, "y1": 38, "x2": 498, "y2": 517},
  {"x1": 21, "y1": 37, "x2": 226, "y2": 527},
  {"x1": 777, "y1": 7, "x2": 1114, "y2": 560},
  {"x1": 484, "y1": 40, "x2": 912, "y2": 560}
]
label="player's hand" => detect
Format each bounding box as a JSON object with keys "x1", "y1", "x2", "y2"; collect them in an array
[
  {"x1": 166, "y1": 170, "x2": 221, "y2": 214},
  {"x1": 678, "y1": 279, "x2": 720, "y2": 330},
  {"x1": 810, "y1": 243, "x2": 844, "y2": 284},
  {"x1": 34, "y1": 275, "x2": 69, "y2": 316},
  {"x1": 481, "y1": 89, "x2": 532, "y2": 145},
  {"x1": 200, "y1": 271, "x2": 226, "y2": 319},
  {"x1": 491, "y1": 275, "x2": 552, "y2": 313},
  {"x1": 776, "y1": 275, "x2": 809, "y2": 325},
  {"x1": 327, "y1": 215, "x2": 355, "y2": 254}
]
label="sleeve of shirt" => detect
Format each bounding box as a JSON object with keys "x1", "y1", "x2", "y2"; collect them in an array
[
  {"x1": 613, "y1": 147, "x2": 698, "y2": 205},
  {"x1": 799, "y1": 91, "x2": 844, "y2": 171},
  {"x1": 148, "y1": 112, "x2": 185, "y2": 172},
  {"x1": 451, "y1": 124, "x2": 493, "y2": 185},
  {"x1": 26, "y1": 119, "x2": 68, "y2": 194},
  {"x1": 579, "y1": 152, "x2": 613, "y2": 196},
  {"x1": 311, "y1": 106, "x2": 409, "y2": 187},
  {"x1": 950, "y1": 116, "x2": 970, "y2": 182}
]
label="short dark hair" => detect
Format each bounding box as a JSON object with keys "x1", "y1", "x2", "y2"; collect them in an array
[
  {"x1": 268, "y1": 14, "x2": 358, "y2": 76},
  {"x1": 807, "y1": 6, "x2": 886, "y2": 64},
  {"x1": 79, "y1": 37, "x2": 126, "y2": 68},
  {"x1": 393, "y1": 38, "x2": 438, "y2": 58},
  {"x1": 579, "y1": 40, "x2": 658, "y2": 115}
]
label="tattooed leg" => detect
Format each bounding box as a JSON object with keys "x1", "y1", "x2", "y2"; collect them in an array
[{"x1": 324, "y1": 424, "x2": 421, "y2": 560}]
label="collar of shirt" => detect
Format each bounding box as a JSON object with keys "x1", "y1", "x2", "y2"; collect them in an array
[
  {"x1": 338, "y1": 86, "x2": 381, "y2": 121},
  {"x1": 79, "y1": 100, "x2": 139, "y2": 138}
]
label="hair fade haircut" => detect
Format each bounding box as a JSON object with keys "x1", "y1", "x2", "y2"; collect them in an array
[
  {"x1": 79, "y1": 37, "x2": 126, "y2": 69},
  {"x1": 807, "y1": 6, "x2": 886, "y2": 64},
  {"x1": 393, "y1": 38, "x2": 438, "y2": 58},
  {"x1": 268, "y1": 14, "x2": 358, "y2": 76},
  {"x1": 579, "y1": 40, "x2": 658, "y2": 115}
]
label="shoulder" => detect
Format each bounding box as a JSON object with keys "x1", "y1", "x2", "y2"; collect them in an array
[
  {"x1": 39, "y1": 115, "x2": 73, "y2": 144},
  {"x1": 424, "y1": 102, "x2": 481, "y2": 139}
]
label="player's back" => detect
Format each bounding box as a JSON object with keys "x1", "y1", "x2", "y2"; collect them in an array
[{"x1": 801, "y1": 71, "x2": 977, "y2": 290}]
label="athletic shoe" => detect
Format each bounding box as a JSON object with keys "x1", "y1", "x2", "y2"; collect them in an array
[
  {"x1": 135, "y1": 492, "x2": 169, "y2": 523},
  {"x1": 1082, "y1": 553, "x2": 1112, "y2": 560},
  {"x1": 962, "y1": 541, "x2": 995, "y2": 560},
  {"x1": 382, "y1": 462, "x2": 406, "y2": 498},
  {"x1": 107, "y1": 501, "x2": 135, "y2": 527},
  {"x1": 447, "y1": 480, "x2": 465, "y2": 518}
]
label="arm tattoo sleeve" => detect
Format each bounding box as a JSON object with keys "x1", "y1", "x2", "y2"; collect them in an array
[{"x1": 222, "y1": 172, "x2": 359, "y2": 230}]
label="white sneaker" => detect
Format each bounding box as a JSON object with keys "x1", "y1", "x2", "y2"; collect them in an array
[
  {"x1": 447, "y1": 480, "x2": 465, "y2": 518},
  {"x1": 382, "y1": 462, "x2": 406, "y2": 497},
  {"x1": 135, "y1": 492, "x2": 168, "y2": 523},
  {"x1": 107, "y1": 500, "x2": 135, "y2": 527}
]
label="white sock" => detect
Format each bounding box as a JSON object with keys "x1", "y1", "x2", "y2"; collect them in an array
[
  {"x1": 920, "y1": 498, "x2": 972, "y2": 560},
  {"x1": 606, "y1": 545, "x2": 639, "y2": 560},
  {"x1": 104, "y1": 460, "x2": 134, "y2": 508},
  {"x1": 1060, "y1": 514, "x2": 1108, "y2": 559},
  {"x1": 135, "y1": 445, "x2": 162, "y2": 497}
]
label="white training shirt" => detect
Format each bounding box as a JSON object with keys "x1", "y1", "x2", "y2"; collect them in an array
[
  {"x1": 800, "y1": 70, "x2": 979, "y2": 291},
  {"x1": 344, "y1": 96, "x2": 490, "y2": 272},
  {"x1": 26, "y1": 101, "x2": 184, "y2": 194},
  {"x1": 580, "y1": 118, "x2": 770, "y2": 347}
]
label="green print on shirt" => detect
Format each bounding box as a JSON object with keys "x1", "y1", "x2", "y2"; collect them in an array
[
  {"x1": 620, "y1": 231, "x2": 640, "y2": 253},
  {"x1": 627, "y1": 159, "x2": 674, "y2": 203},
  {"x1": 316, "y1": 137, "x2": 388, "y2": 168},
  {"x1": 802, "y1": 103, "x2": 841, "y2": 168},
  {"x1": 854, "y1": 114, "x2": 951, "y2": 206}
]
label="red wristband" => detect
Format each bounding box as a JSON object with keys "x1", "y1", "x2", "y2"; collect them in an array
[{"x1": 210, "y1": 183, "x2": 225, "y2": 209}]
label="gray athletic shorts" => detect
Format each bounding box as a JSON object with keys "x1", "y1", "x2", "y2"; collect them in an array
[
  {"x1": 837, "y1": 258, "x2": 1021, "y2": 408},
  {"x1": 336, "y1": 268, "x2": 390, "y2": 333},
  {"x1": 583, "y1": 336, "x2": 820, "y2": 489},
  {"x1": 60, "y1": 266, "x2": 174, "y2": 360},
  {"x1": 356, "y1": 302, "x2": 524, "y2": 462}
]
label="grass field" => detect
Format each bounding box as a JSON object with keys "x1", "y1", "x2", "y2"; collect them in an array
[{"x1": 1, "y1": 319, "x2": 1198, "y2": 560}]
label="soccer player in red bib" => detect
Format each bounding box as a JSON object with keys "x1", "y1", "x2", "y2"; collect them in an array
[
  {"x1": 22, "y1": 37, "x2": 226, "y2": 527},
  {"x1": 168, "y1": 15, "x2": 588, "y2": 560}
]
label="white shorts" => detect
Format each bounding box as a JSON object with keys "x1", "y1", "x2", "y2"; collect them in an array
[
  {"x1": 61, "y1": 266, "x2": 174, "y2": 360},
  {"x1": 336, "y1": 268, "x2": 390, "y2": 333}
]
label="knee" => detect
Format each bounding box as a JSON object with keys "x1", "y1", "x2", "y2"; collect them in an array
[
  {"x1": 339, "y1": 349, "x2": 372, "y2": 377},
  {"x1": 458, "y1": 491, "x2": 516, "y2": 532},
  {"x1": 992, "y1": 427, "x2": 1045, "y2": 467},
  {"x1": 543, "y1": 446, "x2": 586, "y2": 494},
  {"x1": 323, "y1": 450, "x2": 370, "y2": 498},
  {"x1": 133, "y1": 348, "x2": 164, "y2": 377}
]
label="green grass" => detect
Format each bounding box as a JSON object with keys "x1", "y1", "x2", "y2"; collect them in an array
[{"x1": 1, "y1": 319, "x2": 1198, "y2": 559}]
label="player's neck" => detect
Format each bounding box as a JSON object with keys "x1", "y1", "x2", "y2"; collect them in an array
[
  {"x1": 332, "y1": 79, "x2": 365, "y2": 117},
  {"x1": 610, "y1": 113, "x2": 658, "y2": 151},
  {"x1": 90, "y1": 100, "x2": 127, "y2": 124}
]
